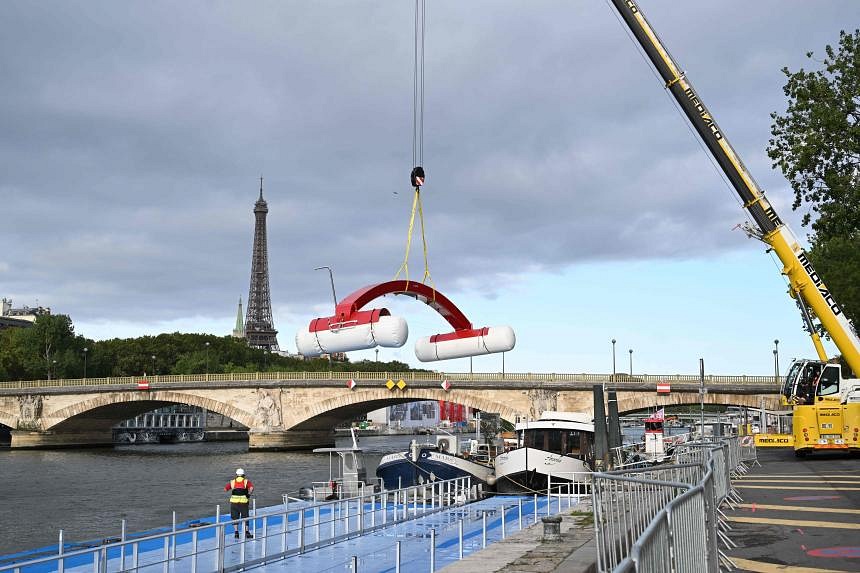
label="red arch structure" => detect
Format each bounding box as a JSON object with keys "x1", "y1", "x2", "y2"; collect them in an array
[{"x1": 332, "y1": 280, "x2": 473, "y2": 331}]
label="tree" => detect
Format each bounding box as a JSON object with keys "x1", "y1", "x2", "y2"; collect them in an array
[{"x1": 768, "y1": 29, "x2": 860, "y2": 328}]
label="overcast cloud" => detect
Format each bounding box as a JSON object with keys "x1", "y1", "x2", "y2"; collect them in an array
[{"x1": 1, "y1": 1, "x2": 856, "y2": 353}]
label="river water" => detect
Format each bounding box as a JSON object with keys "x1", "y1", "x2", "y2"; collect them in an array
[
  {"x1": 0, "y1": 426, "x2": 679, "y2": 557},
  {"x1": 0, "y1": 435, "x2": 419, "y2": 557}
]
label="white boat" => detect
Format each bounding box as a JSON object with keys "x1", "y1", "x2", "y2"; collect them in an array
[
  {"x1": 493, "y1": 411, "x2": 594, "y2": 494},
  {"x1": 303, "y1": 430, "x2": 380, "y2": 501}
]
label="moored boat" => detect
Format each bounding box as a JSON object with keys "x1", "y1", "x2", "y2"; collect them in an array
[
  {"x1": 376, "y1": 434, "x2": 498, "y2": 489},
  {"x1": 493, "y1": 411, "x2": 594, "y2": 494}
]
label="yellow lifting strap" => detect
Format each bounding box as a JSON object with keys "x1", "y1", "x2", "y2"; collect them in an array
[{"x1": 394, "y1": 187, "x2": 435, "y2": 294}]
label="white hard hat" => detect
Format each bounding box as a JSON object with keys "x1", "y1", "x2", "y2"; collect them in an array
[{"x1": 236, "y1": 468, "x2": 245, "y2": 476}]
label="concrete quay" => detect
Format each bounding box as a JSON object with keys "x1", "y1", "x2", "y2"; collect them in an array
[{"x1": 440, "y1": 509, "x2": 596, "y2": 573}]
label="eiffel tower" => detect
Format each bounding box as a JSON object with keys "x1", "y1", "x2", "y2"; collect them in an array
[{"x1": 244, "y1": 178, "x2": 279, "y2": 351}]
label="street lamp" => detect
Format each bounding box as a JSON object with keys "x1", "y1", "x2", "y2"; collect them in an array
[
  {"x1": 151, "y1": 355, "x2": 156, "y2": 376},
  {"x1": 51, "y1": 359, "x2": 57, "y2": 381},
  {"x1": 773, "y1": 339, "x2": 780, "y2": 384},
  {"x1": 375, "y1": 348, "x2": 379, "y2": 362},
  {"x1": 205, "y1": 342, "x2": 210, "y2": 374},
  {"x1": 83, "y1": 347, "x2": 88, "y2": 379},
  {"x1": 628, "y1": 349, "x2": 633, "y2": 376},
  {"x1": 314, "y1": 266, "x2": 338, "y2": 311},
  {"x1": 611, "y1": 339, "x2": 617, "y2": 381}
]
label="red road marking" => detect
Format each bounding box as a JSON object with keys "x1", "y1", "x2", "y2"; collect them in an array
[
  {"x1": 807, "y1": 546, "x2": 860, "y2": 558},
  {"x1": 784, "y1": 495, "x2": 842, "y2": 501},
  {"x1": 795, "y1": 528, "x2": 805, "y2": 535}
]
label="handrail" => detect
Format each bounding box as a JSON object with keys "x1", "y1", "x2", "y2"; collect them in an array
[{"x1": 0, "y1": 371, "x2": 780, "y2": 390}]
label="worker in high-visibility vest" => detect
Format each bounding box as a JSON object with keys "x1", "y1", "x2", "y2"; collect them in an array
[{"x1": 224, "y1": 468, "x2": 255, "y2": 539}]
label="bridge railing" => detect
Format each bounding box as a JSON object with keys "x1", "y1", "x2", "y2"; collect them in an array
[{"x1": 0, "y1": 371, "x2": 779, "y2": 390}]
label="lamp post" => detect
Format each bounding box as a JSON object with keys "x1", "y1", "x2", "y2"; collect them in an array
[
  {"x1": 151, "y1": 355, "x2": 156, "y2": 376},
  {"x1": 611, "y1": 339, "x2": 617, "y2": 381},
  {"x1": 51, "y1": 359, "x2": 57, "y2": 381},
  {"x1": 628, "y1": 349, "x2": 633, "y2": 377},
  {"x1": 83, "y1": 347, "x2": 88, "y2": 379},
  {"x1": 314, "y1": 266, "x2": 338, "y2": 311},
  {"x1": 375, "y1": 348, "x2": 379, "y2": 362},
  {"x1": 773, "y1": 339, "x2": 780, "y2": 384},
  {"x1": 205, "y1": 342, "x2": 210, "y2": 374}
]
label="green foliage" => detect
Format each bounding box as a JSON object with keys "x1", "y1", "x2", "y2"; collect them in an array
[
  {"x1": 808, "y1": 235, "x2": 860, "y2": 329},
  {"x1": 0, "y1": 316, "x2": 423, "y2": 382},
  {"x1": 768, "y1": 29, "x2": 860, "y2": 328}
]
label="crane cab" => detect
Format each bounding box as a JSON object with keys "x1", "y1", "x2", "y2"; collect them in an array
[
  {"x1": 781, "y1": 360, "x2": 842, "y2": 406},
  {"x1": 782, "y1": 360, "x2": 860, "y2": 456}
]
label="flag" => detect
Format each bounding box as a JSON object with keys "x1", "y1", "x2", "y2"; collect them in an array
[{"x1": 654, "y1": 408, "x2": 665, "y2": 420}]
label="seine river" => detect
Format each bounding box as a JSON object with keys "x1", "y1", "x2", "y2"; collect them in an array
[
  {"x1": 0, "y1": 435, "x2": 418, "y2": 557},
  {"x1": 0, "y1": 426, "x2": 677, "y2": 557}
]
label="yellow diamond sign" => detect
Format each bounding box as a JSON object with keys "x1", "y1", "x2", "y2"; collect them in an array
[
  {"x1": 386, "y1": 379, "x2": 395, "y2": 390},
  {"x1": 396, "y1": 379, "x2": 407, "y2": 390}
]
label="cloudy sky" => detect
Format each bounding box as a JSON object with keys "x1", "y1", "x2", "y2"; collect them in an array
[{"x1": 2, "y1": 1, "x2": 857, "y2": 375}]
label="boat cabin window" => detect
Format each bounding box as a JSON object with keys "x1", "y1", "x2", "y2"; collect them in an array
[
  {"x1": 645, "y1": 421, "x2": 663, "y2": 432},
  {"x1": 524, "y1": 428, "x2": 591, "y2": 457}
]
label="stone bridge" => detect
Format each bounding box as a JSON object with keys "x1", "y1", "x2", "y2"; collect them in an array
[{"x1": 0, "y1": 371, "x2": 781, "y2": 449}]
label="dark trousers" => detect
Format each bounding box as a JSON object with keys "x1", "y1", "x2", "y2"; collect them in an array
[{"x1": 230, "y1": 502, "x2": 250, "y2": 533}]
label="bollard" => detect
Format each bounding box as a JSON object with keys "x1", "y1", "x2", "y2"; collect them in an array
[
  {"x1": 533, "y1": 494, "x2": 538, "y2": 524},
  {"x1": 352, "y1": 555, "x2": 358, "y2": 572},
  {"x1": 518, "y1": 499, "x2": 523, "y2": 530},
  {"x1": 541, "y1": 515, "x2": 563, "y2": 542}
]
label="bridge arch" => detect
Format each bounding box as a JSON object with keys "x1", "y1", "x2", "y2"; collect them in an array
[
  {"x1": 286, "y1": 388, "x2": 520, "y2": 431},
  {"x1": 0, "y1": 409, "x2": 16, "y2": 429},
  {"x1": 43, "y1": 391, "x2": 255, "y2": 432},
  {"x1": 616, "y1": 392, "x2": 771, "y2": 415}
]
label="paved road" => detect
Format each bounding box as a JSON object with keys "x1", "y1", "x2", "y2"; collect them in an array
[{"x1": 726, "y1": 448, "x2": 859, "y2": 572}]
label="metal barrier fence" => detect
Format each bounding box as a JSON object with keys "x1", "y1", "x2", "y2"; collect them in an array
[
  {"x1": 0, "y1": 371, "x2": 779, "y2": 390},
  {"x1": 593, "y1": 437, "x2": 749, "y2": 572},
  {"x1": 1, "y1": 477, "x2": 476, "y2": 573}
]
